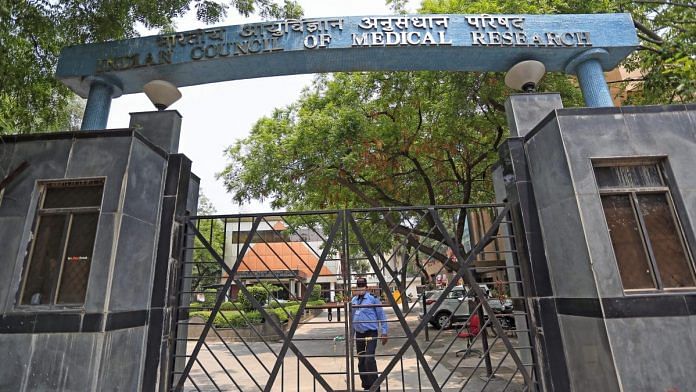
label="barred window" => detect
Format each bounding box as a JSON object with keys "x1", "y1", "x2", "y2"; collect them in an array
[
  {"x1": 20, "y1": 179, "x2": 103, "y2": 306},
  {"x1": 595, "y1": 162, "x2": 696, "y2": 291}
]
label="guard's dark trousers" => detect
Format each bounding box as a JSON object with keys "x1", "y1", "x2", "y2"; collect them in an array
[{"x1": 356, "y1": 329, "x2": 380, "y2": 391}]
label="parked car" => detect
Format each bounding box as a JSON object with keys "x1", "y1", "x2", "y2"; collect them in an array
[{"x1": 418, "y1": 286, "x2": 514, "y2": 330}]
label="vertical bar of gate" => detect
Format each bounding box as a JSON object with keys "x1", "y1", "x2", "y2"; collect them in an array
[
  {"x1": 344, "y1": 210, "x2": 355, "y2": 392},
  {"x1": 343, "y1": 301, "x2": 352, "y2": 392},
  {"x1": 504, "y1": 204, "x2": 543, "y2": 390},
  {"x1": 170, "y1": 213, "x2": 195, "y2": 389},
  {"x1": 478, "y1": 299, "x2": 493, "y2": 378}
]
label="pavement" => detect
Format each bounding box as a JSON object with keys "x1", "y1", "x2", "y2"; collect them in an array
[{"x1": 182, "y1": 305, "x2": 529, "y2": 391}]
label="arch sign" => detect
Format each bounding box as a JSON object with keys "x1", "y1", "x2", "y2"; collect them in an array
[{"x1": 55, "y1": 13, "x2": 638, "y2": 130}]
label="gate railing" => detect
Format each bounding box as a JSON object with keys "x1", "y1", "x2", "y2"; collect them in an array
[{"x1": 170, "y1": 204, "x2": 539, "y2": 391}]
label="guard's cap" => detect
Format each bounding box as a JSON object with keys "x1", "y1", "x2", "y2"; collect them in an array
[{"x1": 356, "y1": 277, "x2": 368, "y2": 288}]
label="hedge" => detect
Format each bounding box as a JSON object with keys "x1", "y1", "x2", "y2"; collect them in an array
[
  {"x1": 189, "y1": 299, "x2": 325, "y2": 328},
  {"x1": 190, "y1": 310, "x2": 262, "y2": 328}
]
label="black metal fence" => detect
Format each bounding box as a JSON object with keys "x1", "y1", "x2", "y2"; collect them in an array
[{"x1": 170, "y1": 204, "x2": 539, "y2": 391}]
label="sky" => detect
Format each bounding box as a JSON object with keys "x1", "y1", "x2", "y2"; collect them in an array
[{"x1": 106, "y1": 1, "x2": 420, "y2": 214}]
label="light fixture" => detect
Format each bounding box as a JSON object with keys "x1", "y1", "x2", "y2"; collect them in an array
[
  {"x1": 143, "y1": 80, "x2": 182, "y2": 110},
  {"x1": 504, "y1": 60, "x2": 546, "y2": 92}
]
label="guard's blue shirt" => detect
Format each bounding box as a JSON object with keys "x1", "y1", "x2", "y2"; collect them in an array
[{"x1": 351, "y1": 292, "x2": 388, "y2": 335}]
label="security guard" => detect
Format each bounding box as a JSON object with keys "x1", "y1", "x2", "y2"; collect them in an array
[{"x1": 351, "y1": 277, "x2": 388, "y2": 391}]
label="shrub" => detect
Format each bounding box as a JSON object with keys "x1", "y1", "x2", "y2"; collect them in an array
[
  {"x1": 310, "y1": 285, "x2": 322, "y2": 301},
  {"x1": 219, "y1": 301, "x2": 235, "y2": 311},
  {"x1": 238, "y1": 285, "x2": 269, "y2": 311},
  {"x1": 224, "y1": 310, "x2": 262, "y2": 328},
  {"x1": 307, "y1": 299, "x2": 326, "y2": 307},
  {"x1": 268, "y1": 300, "x2": 300, "y2": 309},
  {"x1": 202, "y1": 288, "x2": 220, "y2": 308},
  {"x1": 189, "y1": 310, "x2": 262, "y2": 328},
  {"x1": 269, "y1": 307, "x2": 290, "y2": 323}
]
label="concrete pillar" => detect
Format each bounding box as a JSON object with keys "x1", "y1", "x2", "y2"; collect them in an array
[
  {"x1": 505, "y1": 93, "x2": 564, "y2": 137},
  {"x1": 565, "y1": 49, "x2": 613, "y2": 108},
  {"x1": 129, "y1": 110, "x2": 182, "y2": 154},
  {"x1": 81, "y1": 77, "x2": 122, "y2": 131},
  {"x1": 330, "y1": 281, "x2": 336, "y2": 302}
]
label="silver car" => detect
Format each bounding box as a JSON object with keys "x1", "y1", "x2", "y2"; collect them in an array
[{"x1": 419, "y1": 286, "x2": 513, "y2": 329}]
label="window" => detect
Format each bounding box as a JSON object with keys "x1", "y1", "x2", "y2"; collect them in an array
[
  {"x1": 19, "y1": 179, "x2": 104, "y2": 306},
  {"x1": 595, "y1": 162, "x2": 696, "y2": 291}
]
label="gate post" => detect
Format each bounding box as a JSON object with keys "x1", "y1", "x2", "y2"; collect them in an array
[{"x1": 493, "y1": 93, "x2": 570, "y2": 391}]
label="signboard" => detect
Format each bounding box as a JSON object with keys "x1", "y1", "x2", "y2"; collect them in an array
[{"x1": 56, "y1": 13, "x2": 638, "y2": 98}]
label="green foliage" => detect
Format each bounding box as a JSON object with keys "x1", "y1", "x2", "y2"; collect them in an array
[
  {"x1": 268, "y1": 300, "x2": 300, "y2": 308},
  {"x1": 0, "y1": 1, "x2": 303, "y2": 135},
  {"x1": 310, "y1": 285, "x2": 322, "y2": 301},
  {"x1": 219, "y1": 301, "x2": 235, "y2": 311},
  {"x1": 190, "y1": 310, "x2": 263, "y2": 328},
  {"x1": 220, "y1": 71, "x2": 513, "y2": 210},
  {"x1": 238, "y1": 284, "x2": 270, "y2": 311},
  {"x1": 191, "y1": 193, "x2": 225, "y2": 292},
  {"x1": 268, "y1": 305, "x2": 300, "y2": 323},
  {"x1": 202, "y1": 288, "x2": 220, "y2": 308},
  {"x1": 189, "y1": 301, "x2": 203, "y2": 309}
]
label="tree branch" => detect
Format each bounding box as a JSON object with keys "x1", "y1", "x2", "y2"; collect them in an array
[
  {"x1": 637, "y1": 44, "x2": 663, "y2": 53},
  {"x1": 402, "y1": 152, "x2": 437, "y2": 205},
  {"x1": 634, "y1": 19, "x2": 664, "y2": 44},
  {"x1": 445, "y1": 151, "x2": 464, "y2": 184}
]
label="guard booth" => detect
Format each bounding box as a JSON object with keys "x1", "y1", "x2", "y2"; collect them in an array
[
  {"x1": 1, "y1": 11, "x2": 695, "y2": 392},
  {"x1": 0, "y1": 111, "x2": 200, "y2": 391}
]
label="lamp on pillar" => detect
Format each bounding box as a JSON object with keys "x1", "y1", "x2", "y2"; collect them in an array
[
  {"x1": 143, "y1": 80, "x2": 182, "y2": 111},
  {"x1": 504, "y1": 60, "x2": 546, "y2": 92}
]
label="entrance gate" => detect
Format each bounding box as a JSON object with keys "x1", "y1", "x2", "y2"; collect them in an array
[{"x1": 171, "y1": 204, "x2": 539, "y2": 391}]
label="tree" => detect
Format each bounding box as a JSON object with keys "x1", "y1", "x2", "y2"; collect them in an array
[
  {"x1": 191, "y1": 192, "x2": 226, "y2": 291},
  {"x1": 0, "y1": 0, "x2": 302, "y2": 135},
  {"x1": 219, "y1": 70, "x2": 581, "y2": 270},
  {"x1": 219, "y1": 70, "x2": 580, "y2": 210}
]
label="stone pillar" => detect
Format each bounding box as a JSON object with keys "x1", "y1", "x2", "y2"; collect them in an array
[
  {"x1": 129, "y1": 111, "x2": 182, "y2": 154},
  {"x1": 330, "y1": 281, "x2": 336, "y2": 302},
  {"x1": 496, "y1": 93, "x2": 571, "y2": 391}
]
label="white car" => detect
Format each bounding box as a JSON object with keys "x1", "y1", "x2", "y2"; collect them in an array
[{"x1": 419, "y1": 285, "x2": 513, "y2": 329}]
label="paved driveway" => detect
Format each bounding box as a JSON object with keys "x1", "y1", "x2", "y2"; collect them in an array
[{"x1": 182, "y1": 306, "x2": 528, "y2": 391}]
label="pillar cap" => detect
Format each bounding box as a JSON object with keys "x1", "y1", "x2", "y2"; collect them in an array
[
  {"x1": 78, "y1": 75, "x2": 123, "y2": 98},
  {"x1": 564, "y1": 48, "x2": 610, "y2": 75}
]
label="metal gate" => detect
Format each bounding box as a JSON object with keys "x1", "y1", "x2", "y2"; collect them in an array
[{"x1": 170, "y1": 204, "x2": 539, "y2": 391}]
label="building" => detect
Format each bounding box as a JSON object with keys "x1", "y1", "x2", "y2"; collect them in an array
[{"x1": 223, "y1": 218, "x2": 340, "y2": 301}]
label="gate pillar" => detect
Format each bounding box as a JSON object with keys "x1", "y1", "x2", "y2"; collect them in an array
[
  {"x1": 0, "y1": 111, "x2": 198, "y2": 391},
  {"x1": 494, "y1": 93, "x2": 571, "y2": 391},
  {"x1": 497, "y1": 94, "x2": 696, "y2": 391}
]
